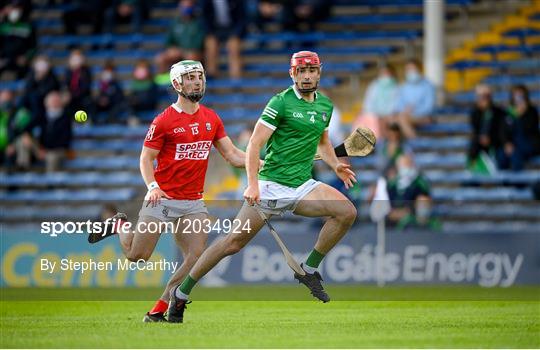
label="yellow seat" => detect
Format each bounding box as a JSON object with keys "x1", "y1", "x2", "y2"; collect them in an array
[
  {"x1": 444, "y1": 70, "x2": 463, "y2": 93},
  {"x1": 525, "y1": 36, "x2": 540, "y2": 45},
  {"x1": 496, "y1": 52, "x2": 522, "y2": 61}
]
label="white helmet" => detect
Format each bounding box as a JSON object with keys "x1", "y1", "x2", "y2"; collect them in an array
[{"x1": 170, "y1": 60, "x2": 206, "y2": 102}]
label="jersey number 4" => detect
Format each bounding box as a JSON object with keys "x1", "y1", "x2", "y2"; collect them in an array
[{"x1": 310, "y1": 115, "x2": 315, "y2": 123}]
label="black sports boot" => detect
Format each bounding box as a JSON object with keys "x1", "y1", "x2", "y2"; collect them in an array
[
  {"x1": 294, "y1": 263, "x2": 330, "y2": 303},
  {"x1": 167, "y1": 287, "x2": 191, "y2": 323},
  {"x1": 142, "y1": 312, "x2": 167, "y2": 323},
  {"x1": 88, "y1": 212, "x2": 127, "y2": 244}
]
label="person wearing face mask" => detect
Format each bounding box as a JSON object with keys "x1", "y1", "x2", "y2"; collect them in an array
[
  {"x1": 467, "y1": 84, "x2": 506, "y2": 175},
  {"x1": 353, "y1": 63, "x2": 399, "y2": 139},
  {"x1": 64, "y1": 49, "x2": 93, "y2": 116},
  {"x1": 95, "y1": 60, "x2": 126, "y2": 124},
  {"x1": 154, "y1": 0, "x2": 204, "y2": 86},
  {"x1": 391, "y1": 59, "x2": 436, "y2": 139},
  {"x1": 386, "y1": 154, "x2": 437, "y2": 230},
  {"x1": 127, "y1": 59, "x2": 158, "y2": 123},
  {"x1": 40, "y1": 91, "x2": 72, "y2": 173},
  {"x1": 496, "y1": 85, "x2": 540, "y2": 171},
  {"x1": 20, "y1": 55, "x2": 60, "y2": 122},
  {"x1": 0, "y1": 1, "x2": 36, "y2": 79}
]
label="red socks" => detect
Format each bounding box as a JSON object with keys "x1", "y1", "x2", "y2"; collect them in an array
[{"x1": 149, "y1": 300, "x2": 168, "y2": 315}]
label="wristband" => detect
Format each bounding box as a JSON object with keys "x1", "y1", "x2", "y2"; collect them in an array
[{"x1": 147, "y1": 181, "x2": 160, "y2": 191}]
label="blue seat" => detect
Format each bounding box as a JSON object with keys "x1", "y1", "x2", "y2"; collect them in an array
[
  {"x1": 243, "y1": 61, "x2": 365, "y2": 73},
  {"x1": 425, "y1": 170, "x2": 540, "y2": 185},
  {"x1": 442, "y1": 221, "x2": 539, "y2": 234},
  {"x1": 65, "y1": 156, "x2": 139, "y2": 170},
  {"x1": 475, "y1": 44, "x2": 540, "y2": 56},
  {"x1": 408, "y1": 137, "x2": 468, "y2": 151},
  {"x1": 452, "y1": 90, "x2": 540, "y2": 104},
  {"x1": 209, "y1": 77, "x2": 337, "y2": 89},
  {"x1": 0, "y1": 205, "x2": 103, "y2": 220},
  {"x1": 418, "y1": 123, "x2": 471, "y2": 134},
  {"x1": 434, "y1": 105, "x2": 469, "y2": 115},
  {"x1": 432, "y1": 187, "x2": 533, "y2": 201},
  {"x1": 74, "y1": 125, "x2": 147, "y2": 138},
  {"x1": 503, "y1": 28, "x2": 540, "y2": 39},
  {"x1": 434, "y1": 203, "x2": 540, "y2": 219},
  {"x1": 245, "y1": 30, "x2": 419, "y2": 44},
  {"x1": 415, "y1": 153, "x2": 466, "y2": 167},
  {"x1": 324, "y1": 14, "x2": 423, "y2": 25},
  {"x1": 73, "y1": 139, "x2": 141, "y2": 152},
  {"x1": 0, "y1": 80, "x2": 25, "y2": 91},
  {"x1": 483, "y1": 75, "x2": 540, "y2": 86}
]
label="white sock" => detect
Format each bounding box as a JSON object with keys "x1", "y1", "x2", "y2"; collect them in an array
[
  {"x1": 303, "y1": 264, "x2": 317, "y2": 274},
  {"x1": 175, "y1": 287, "x2": 189, "y2": 300}
]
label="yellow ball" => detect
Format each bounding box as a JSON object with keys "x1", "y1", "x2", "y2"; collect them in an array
[{"x1": 74, "y1": 110, "x2": 87, "y2": 123}]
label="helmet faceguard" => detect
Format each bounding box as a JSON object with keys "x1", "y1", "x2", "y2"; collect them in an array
[
  {"x1": 289, "y1": 51, "x2": 322, "y2": 93},
  {"x1": 170, "y1": 60, "x2": 206, "y2": 102}
]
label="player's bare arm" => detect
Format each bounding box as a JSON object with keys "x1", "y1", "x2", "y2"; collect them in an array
[
  {"x1": 316, "y1": 131, "x2": 357, "y2": 189},
  {"x1": 244, "y1": 122, "x2": 274, "y2": 205},
  {"x1": 213, "y1": 136, "x2": 248, "y2": 168},
  {"x1": 140, "y1": 146, "x2": 172, "y2": 207}
]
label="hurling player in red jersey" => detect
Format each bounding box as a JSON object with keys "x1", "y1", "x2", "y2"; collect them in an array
[{"x1": 88, "y1": 60, "x2": 250, "y2": 322}]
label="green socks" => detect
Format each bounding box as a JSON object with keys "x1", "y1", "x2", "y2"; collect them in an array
[
  {"x1": 177, "y1": 275, "x2": 198, "y2": 299},
  {"x1": 305, "y1": 249, "x2": 325, "y2": 271}
]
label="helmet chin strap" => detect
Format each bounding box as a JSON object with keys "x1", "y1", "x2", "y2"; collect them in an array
[{"x1": 295, "y1": 80, "x2": 319, "y2": 94}]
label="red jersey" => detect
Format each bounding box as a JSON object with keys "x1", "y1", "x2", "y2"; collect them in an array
[{"x1": 143, "y1": 103, "x2": 227, "y2": 199}]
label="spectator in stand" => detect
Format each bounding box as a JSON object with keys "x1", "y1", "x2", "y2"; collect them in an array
[
  {"x1": 467, "y1": 84, "x2": 506, "y2": 174},
  {"x1": 390, "y1": 59, "x2": 435, "y2": 139},
  {"x1": 95, "y1": 60, "x2": 126, "y2": 123},
  {"x1": 201, "y1": 0, "x2": 246, "y2": 79},
  {"x1": 253, "y1": 0, "x2": 290, "y2": 32},
  {"x1": 20, "y1": 55, "x2": 60, "y2": 120},
  {"x1": 41, "y1": 91, "x2": 72, "y2": 173},
  {"x1": 497, "y1": 85, "x2": 540, "y2": 171},
  {"x1": 104, "y1": 0, "x2": 149, "y2": 34},
  {"x1": 127, "y1": 59, "x2": 158, "y2": 122},
  {"x1": 0, "y1": 0, "x2": 36, "y2": 79},
  {"x1": 154, "y1": 0, "x2": 204, "y2": 86},
  {"x1": 1, "y1": 89, "x2": 37, "y2": 170},
  {"x1": 62, "y1": 0, "x2": 108, "y2": 35},
  {"x1": 386, "y1": 154, "x2": 436, "y2": 230},
  {"x1": 353, "y1": 63, "x2": 399, "y2": 139},
  {"x1": 287, "y1": 0, "x2": 331, "y2": 32},
  {"x1": 0, "y1": 0, "x2": 32, "y2": 21},
  {"x1": 64, "y1": 49, "x2": 93, "y2": 116},
  {"x1": 378, "y1": 123, "x2": 412, "y2": 173}
]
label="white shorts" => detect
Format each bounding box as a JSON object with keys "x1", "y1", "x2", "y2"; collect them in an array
[
  {"x1": 138, "y1": 199, "x2": 208, "y2": 222},
  {"x1": 257, "y1": 179, "x2": 322, "y2": 215}
]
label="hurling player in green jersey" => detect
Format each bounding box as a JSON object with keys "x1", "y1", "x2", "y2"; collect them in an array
[{"x1": 168, "y1": 51, "x2": 357, "y2": 322}]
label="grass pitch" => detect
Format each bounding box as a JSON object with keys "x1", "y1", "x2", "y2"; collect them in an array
[{"x1": 1, "y1": 286, "x2": 539, "y2": 348}]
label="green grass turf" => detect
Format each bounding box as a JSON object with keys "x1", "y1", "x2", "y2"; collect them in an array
[{"x1": 1, "y1": 286, "x2": 539, "y2": 348}]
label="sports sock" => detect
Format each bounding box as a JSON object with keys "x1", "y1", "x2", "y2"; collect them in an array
[
  {"x1": 176, "y1": 275, "x2": 197, "y2": 299},
  {"x1": 149, "y1": 299, "x2": 168, "y2": 315},
  {"x1": 305, "y1": 249, "x2": 325, "y2": 273}
]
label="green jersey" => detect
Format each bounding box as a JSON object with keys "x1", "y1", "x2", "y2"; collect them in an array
[{"x1": 258, "y1": 85, "x2": 333, "y2": 188}]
